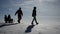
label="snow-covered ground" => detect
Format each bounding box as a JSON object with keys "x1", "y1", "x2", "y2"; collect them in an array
[{"x1": 0, "y1": 16, "x2": 60, "y2": 34}]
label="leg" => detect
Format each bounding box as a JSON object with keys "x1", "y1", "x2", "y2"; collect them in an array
[
  {"x1": 34, "y1": 17, "x2": 38, "y2": 25},
  {"x1": 18, "y1": 16, "x2": 21, "y2": 23},
  {"x1": 5, "y1": 19, "x2": 7, "y2": 23}
]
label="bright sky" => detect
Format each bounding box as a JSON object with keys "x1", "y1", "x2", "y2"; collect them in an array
[{"x1": 0, "y1": 0, "x2": 60, "y2": 23}]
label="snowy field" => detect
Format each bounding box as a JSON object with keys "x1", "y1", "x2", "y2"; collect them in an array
[{"x1": 0, "y1": 16, "x2": 60, "y2": 34}]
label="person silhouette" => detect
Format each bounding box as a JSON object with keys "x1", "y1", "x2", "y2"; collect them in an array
[
  {"x1": 4, "y1": 15, "x2": 8, "y2": 23},
  {"x1": 15, "y1": 7, "x2": 23, "y2": 23},
  {"x1": 8, "y1": 14, "x2": 11, "y2": 23},
  {"x1": 7, "y1": 14, "x2": 13, "y2": 23},
  {"x1": 31, "y1": 7, "x2": 38, "y2": 25}
]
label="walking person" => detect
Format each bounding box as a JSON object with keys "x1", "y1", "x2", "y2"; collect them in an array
[
  {"x1": 15, "y1": 7, "x2": 23, "y2": 23},
  {"x1": 31, "y1": 7, "x2": 38, "y2": 25}
]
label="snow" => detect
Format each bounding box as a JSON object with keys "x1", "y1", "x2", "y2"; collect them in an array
[{"x1": 0, "y1": 17, "x2": 60, "y2": 34}]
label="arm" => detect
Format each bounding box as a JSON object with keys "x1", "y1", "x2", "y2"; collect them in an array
[
  {"x1": 21, "y1": 10, "x2": 23, "y2": 16},
  {"x1": 15, "y1": 11, "x2": 18, "y2": 15}
]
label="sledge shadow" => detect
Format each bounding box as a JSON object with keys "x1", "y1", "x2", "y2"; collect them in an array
[
  {"x1": 25, "y1": 24, "x2": 35, "y2": 33},
  {"x1": 0, "y1": 23, "x2": 18, "y2": 28}
]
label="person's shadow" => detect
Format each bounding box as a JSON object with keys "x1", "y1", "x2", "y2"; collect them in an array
[
  {"x1": 25, "y1": 24, "x2": 35, "y2": 33},
  {"x1": 0, "y1": 23, "x2": 18, "y2": 28}
]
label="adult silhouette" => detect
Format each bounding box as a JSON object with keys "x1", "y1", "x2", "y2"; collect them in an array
[
  {"x1": 15, "y1": 7, "x2": 23, "y2": 23},
  {"x1": 31, "y1": 7, "x2": 38, "y2": 25}
]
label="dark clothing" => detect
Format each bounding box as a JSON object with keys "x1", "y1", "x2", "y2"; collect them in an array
[
  {"x1": 32, "y1": 9, "x2": 36, "y2": 17},
  {"x1": 4, "y1": 15, "x2": 8, "y2": 23},
  {"x1": 31, "y1": 7, "x2": 38, "y2": 25},
  {"x1": 15, "y1": 9, "x2": 23, "y2": 23},
  {"x1": 32, "y1": 16, "x2": 37, "y2": 24},
  {"x1": 8, "y1": 15, "x2": 11, "y2": 22},
  {"x1": 15, "y1": 9, "x2": 23, "y2": 16},
  {"x1": 4, "y1": 15, "x2": 13, "y2": 23}
]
